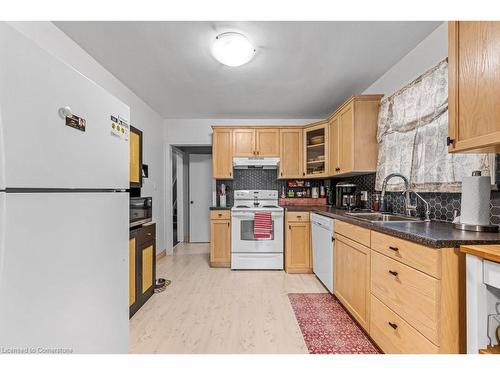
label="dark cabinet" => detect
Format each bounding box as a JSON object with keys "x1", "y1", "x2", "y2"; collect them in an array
[
  {"x1": 129, "y1": 223, "x2": 156, "y2": 318},
  {"x1": 130, "y1": 126, "x2": 143, "y2": 187}
]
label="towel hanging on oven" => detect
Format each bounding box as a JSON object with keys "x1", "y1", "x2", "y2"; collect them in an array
[{"x1": 254, "y1": 211, "x2": 272, "y2": 239}]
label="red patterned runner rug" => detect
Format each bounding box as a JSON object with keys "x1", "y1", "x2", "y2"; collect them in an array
[{"x1": 288, "y1": 293, "x2": 380, "y2": 354}]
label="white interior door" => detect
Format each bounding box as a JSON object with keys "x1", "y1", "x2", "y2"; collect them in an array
[{"x1": 189, "y1": 154, "x2": 212, "y2": 242}]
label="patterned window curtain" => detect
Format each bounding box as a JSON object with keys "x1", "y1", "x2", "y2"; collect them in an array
[{"x1": 375, "y1": 59, "x2": 493, "y2": 192}]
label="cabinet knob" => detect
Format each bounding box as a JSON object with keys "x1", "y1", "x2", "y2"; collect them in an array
[
  {"x1": 446, "y1": 136, "x2": 454, "y2": 146},
  {"x1": 388, "y1": 322, "x2": 398, "y2": 330}
]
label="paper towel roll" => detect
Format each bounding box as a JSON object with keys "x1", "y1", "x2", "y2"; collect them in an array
[{"x1": 460, "y1": 173, "x2": 491, "y2": 226}]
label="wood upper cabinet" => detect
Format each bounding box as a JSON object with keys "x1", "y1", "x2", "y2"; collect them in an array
[
  {"x1": 303, "y1": 121, "x2": 329, "y2": 178},
  {"x1": 329, "y1": 116, "x2": 340, "y2": 175},
  {"x1": 328, "y1": 96, "x2": 382, "y2": 176},
  {"x1": 448, "y1": 21, "x2": 500, "y2": 153},
  {"x1": 255, "y1": 128, "x2": 280, "y2": 156},
  {"x1": 279, "y1": 128, "x2": 303, "y2": 178},
  {"x1": 212, "y1": 128, "x2": 233, "y2": 179},
  {"x1": 130, "y1": 126, "x2": 143, "y2": 187},
  {"x1": 285, "y1": 212, "x2": 312, "y2": 273},
  {"x1": 233, "y1": 128, "x2": 280, "y2": 156},
  {"x1": 335, "y1": 233, "x2": 371, "y2": 331},
  {"x1": 210, "y1": 210, "x2": 231, "y2": 267},
  {"x1": 233, "y1": 128, "x2": 255, "y2": 156}
]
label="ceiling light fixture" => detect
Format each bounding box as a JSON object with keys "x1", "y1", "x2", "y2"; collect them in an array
[{"x1": 211, "y1": 32, "x2": 256, "y2": 67}]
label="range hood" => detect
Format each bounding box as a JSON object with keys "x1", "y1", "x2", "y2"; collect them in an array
[{"x1": 233, "y1": 157, "x2": 280, "y2": 169}]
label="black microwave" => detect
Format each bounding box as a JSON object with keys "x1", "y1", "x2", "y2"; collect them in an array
[{"x1": 130, "y1": 197, "x2": 152, "y2": 228}]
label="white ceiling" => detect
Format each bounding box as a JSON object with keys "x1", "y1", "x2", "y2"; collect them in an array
[{"x1": 54, "y1": 21, "x2": 441, "y2": 119}]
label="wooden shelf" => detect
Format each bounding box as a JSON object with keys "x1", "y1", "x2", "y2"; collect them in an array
[
  {"x1": 307, "y1": 143, "x2": 325, "y2": 148},
  {"x1": 306, "y1": 160, "x2": 325, "y2": 165}
]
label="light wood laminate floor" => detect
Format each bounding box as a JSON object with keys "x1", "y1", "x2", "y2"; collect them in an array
[{"x1": 129, "y1": 242, "x2": 327, "y2": 354}]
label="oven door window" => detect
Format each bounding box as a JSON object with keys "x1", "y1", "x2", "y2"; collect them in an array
[{"x1": 240, "y1": 220, "x2": 274, "y2": 241}]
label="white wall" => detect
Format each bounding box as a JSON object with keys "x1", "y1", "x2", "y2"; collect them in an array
[
  {"x1": 363, "y1": 22, "x2": 448, "y2": 97},
  {"x1": 7, "y1": 22, "x2": 167, "y2": 254},
  {"x1": 163, "y1": 118, "x2": 320, "y2": 254}
]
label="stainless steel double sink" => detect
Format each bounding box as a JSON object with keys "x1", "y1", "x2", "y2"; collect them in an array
[{"x1": 344, "y1": 211, "x2": 424, "y2": 223}]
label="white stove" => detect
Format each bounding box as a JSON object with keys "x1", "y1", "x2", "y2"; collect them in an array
[{"x1": 231, "y1": 190, "x2": 284, "y2": 270}]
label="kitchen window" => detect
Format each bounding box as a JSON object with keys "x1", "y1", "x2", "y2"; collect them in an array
[{"x1": 375, "y1": 59, "x2": 494, "y2": 192}]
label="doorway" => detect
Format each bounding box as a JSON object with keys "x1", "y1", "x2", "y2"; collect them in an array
[
  {"x1": 171, "y1": 146, "x2": 213, "y2": 247},
  {"x1": 188, "y1": 154, "x2": 212, "y2": 242}
]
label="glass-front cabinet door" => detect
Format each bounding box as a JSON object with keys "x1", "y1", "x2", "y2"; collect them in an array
[{"x1": 303, "y1": 121, "x2": 329, "y2": 178}]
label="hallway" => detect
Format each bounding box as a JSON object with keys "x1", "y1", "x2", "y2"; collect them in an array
[{"x1": 129, "y1": 242, "x2": 327, "y2": 353}]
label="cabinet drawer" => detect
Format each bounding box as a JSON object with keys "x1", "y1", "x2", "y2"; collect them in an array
[
  {"x1": 286, "y1": 211, "x2": 310, "y2": 222},
  {"x1": 371, "y1": 251, "x2": 439, "y2": 345},
  {"x1": 133, "y1": 223, "x2": 156, "y2": 245},
  {"x1": 371, "y1": 231, "x2": 440, "y2": 278},
  {"x1": 370, "y1": 295, "x2": 439, "y2": 354},
  {"x1": 335, "y1": 220, "x2": 370, "y2": 247},
  {"x1": 210, "y1": 210, "x2": 231, "y2": 220}
]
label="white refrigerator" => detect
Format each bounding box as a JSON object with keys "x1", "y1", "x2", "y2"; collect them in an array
[{"x1": 0, "y1": 23, "x2": 130, "y2": 353}]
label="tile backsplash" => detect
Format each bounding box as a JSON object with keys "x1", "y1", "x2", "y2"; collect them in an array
[
  {"x1": 216, "y1": 169, "x2": 328, "y2": 207},
  {"x1": 331, "y1": 173, "x2": 500, "y2": 224},
  {"x1": 216, "y1": 168, "x2": 500, "y2": 225}
]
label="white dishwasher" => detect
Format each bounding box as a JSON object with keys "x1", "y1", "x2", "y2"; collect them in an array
[{"x1": 311, "y1": 213, "x2": 335, "y2": 293}]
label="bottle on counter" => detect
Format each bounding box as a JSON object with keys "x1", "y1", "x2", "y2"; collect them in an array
[
  {"x1": 320, "y1": 185, "x2": 325, "y2": 198},
  {"x1": 372, "y1": 193, "x2": 381, "y2": 211}
]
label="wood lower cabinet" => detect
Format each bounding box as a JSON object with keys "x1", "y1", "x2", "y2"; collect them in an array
[
  {"x1": 448, "y1": 21, "x2": 500, "y2": 153},
  {"x1": 279, "y1": 128, "x2": 303, "y2": 178},
  {"x1": 285, "y1": 211, "x2": 312, "y2": 273},
  {"x1": 210, "y1": 210, "x2": 231, "y2": 267},
  {"x1": 212, "y1": 128, "x2": 233, "y2": 179},
  {"x1": 129, "y1": 223, "x2": 156, "y2": 318},
  {"x1": 329, "y1": 95, "x2": 382, "y2": 176},
  {"x1": 129, "y1": 126, "x2": 143, "y2": 187},
  {"x1": 333, "y1": 219, "x2": 464, "y2": 353},
  {"x1": 334, "y1": 233, "x2": 371, "y2": 331}
]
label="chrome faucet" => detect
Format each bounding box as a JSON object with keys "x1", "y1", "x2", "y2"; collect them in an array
[
  {"x1": 405, "y1": 190, "x2": 431, "y2": 222},
  {"x1": 380, "y1": 173, "x2": 411, "y2": 215}
]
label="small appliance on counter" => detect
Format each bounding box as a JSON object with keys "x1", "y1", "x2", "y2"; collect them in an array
[
  {"x1": 130, "y1": 197, "x2": 153, "y2": 228},
  {"x1": 335, "y1": 182, "x2": 358, "y2": 209},
  {"x1": 454, "y1": 171, "x2": 498, "y2": 232}
]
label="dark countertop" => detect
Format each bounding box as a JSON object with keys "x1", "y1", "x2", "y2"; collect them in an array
[
  {"x1": 209, "y1": 206, "x2": 231, "y2": 210},
  {"x1": 281, "y1": 205, "x2": 500, "y2": 248}
]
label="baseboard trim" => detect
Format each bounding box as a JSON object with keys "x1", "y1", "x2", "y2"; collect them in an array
[{"x1": 156, "y1": 249, "x2": 166, "y2": 261}]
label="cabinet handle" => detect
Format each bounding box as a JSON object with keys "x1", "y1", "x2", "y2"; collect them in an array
[
  {"x1": 218, "y1": 213, "x2": 222, "y2": 217},
  {"x1": 388, "y1": 270, "x2": 398, "y2": 277},
  {"x1": 331, "y1": 236, "x2": 335, "y2": 242},
  {"x1": 446, "y1": 136, "x2": 454, "y2": 146},
  {"x1": 388, "y1": 322, "x2": 398, "y2": 330},
  {"x1": 289, "y1": 225, "x2": 291, "y2": 230},
  {"x1": 335, "y1": 167, "x2": 340, "y2": 171},
  {"x1": 280, "y1": 172, "x2": 283, "y2": 176},
  {"x1": 296, "y1": 215, "x2": 302, "y2": 218},
  {"x1": 388, "y1": 246, "x2": 399, "y2": 251},
  {"x1": 302, "y1": 172, "x2": 305, "y2": 176},
  {"x1": 229, "y1": 171, "x2": 232, "y2": 176},
  {"x1": 227, "y1": 222, "x2": 230, "y2": 228}
]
